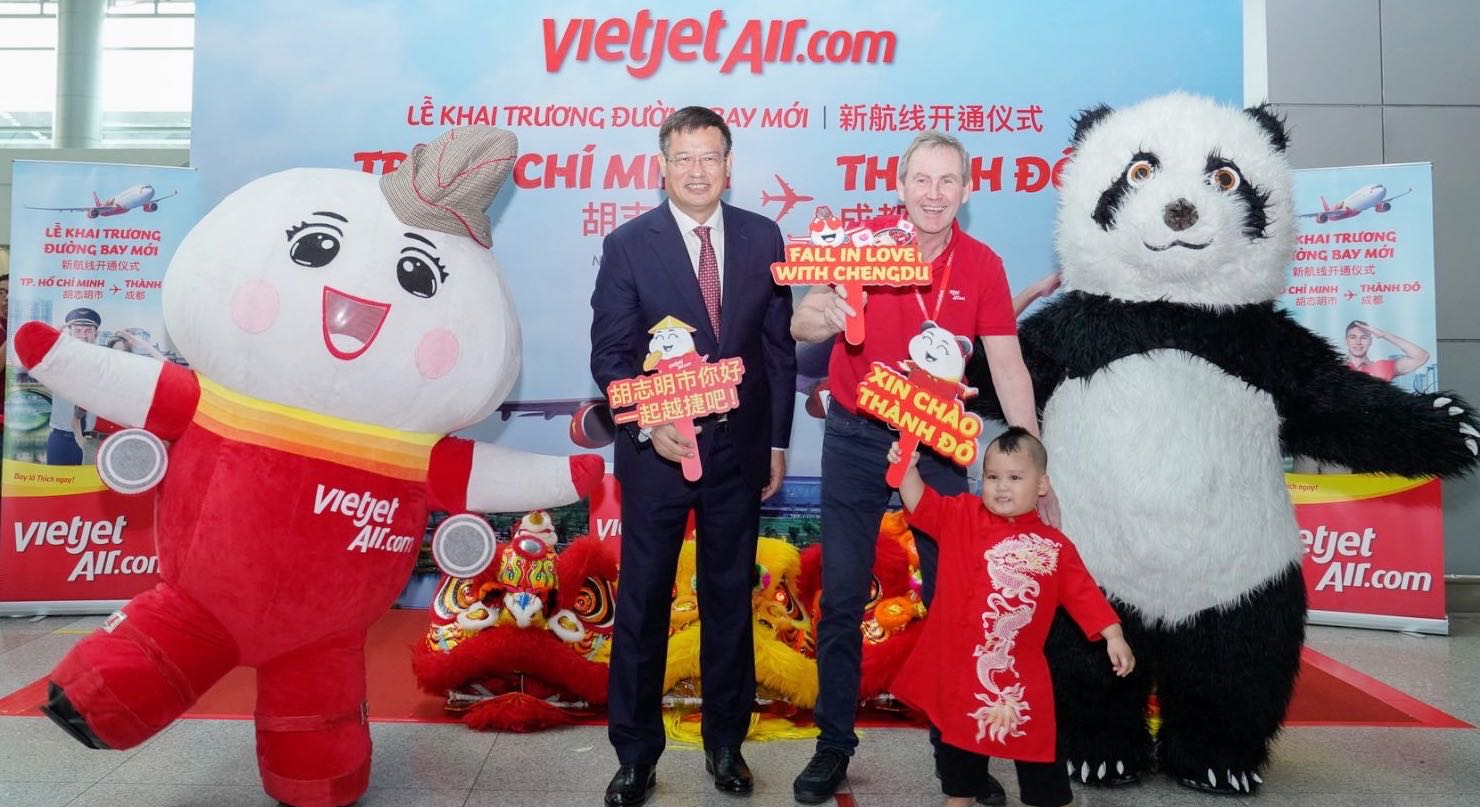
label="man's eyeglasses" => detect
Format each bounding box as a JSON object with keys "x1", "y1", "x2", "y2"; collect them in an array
[{"x1": 665, "y1": 152, "x2": 725, "y2": 170}]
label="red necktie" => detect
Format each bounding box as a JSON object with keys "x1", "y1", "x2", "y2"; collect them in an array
[{"x1": 694, "y1": 225, "x2": 721, "y2": 337}]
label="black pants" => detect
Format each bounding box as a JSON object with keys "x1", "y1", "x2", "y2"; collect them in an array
[
  {"x1": 606, "y1": 427, "x2": 760, "y2": 765},
  {"x1": 813, "y1": 402, "x2": 967, "y2": 754},
  {"x1": 936, "y1": 739, "x2": 1072, "y2": 807}
]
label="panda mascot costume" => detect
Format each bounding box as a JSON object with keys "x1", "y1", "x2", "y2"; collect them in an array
[{"x1": 965, "y1": 93, "x2": 1479, "y2": 795}]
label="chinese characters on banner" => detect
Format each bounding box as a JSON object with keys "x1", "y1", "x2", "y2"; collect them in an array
[{"x1": 190, "y1": 1, "x2": 1243, "y2": 476}]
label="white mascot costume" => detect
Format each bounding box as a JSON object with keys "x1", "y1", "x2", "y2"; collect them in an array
[
  {"x1": 13, "y1": 127, "x2": 603, "y2": 807},
  {"x1": 965, "y1": 94, "x2": 1478, "y2": 796}
]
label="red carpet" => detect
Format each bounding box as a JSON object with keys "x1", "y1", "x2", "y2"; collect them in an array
[{"x1": 0, "y1": 610, "x2": 1469, "y2": 729}]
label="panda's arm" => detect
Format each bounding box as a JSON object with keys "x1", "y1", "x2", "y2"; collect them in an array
[
  {"x1": 964, "y1": 302, "x2": 1070, "y2": 422},
  {"x1": 1254, "y1": 312, "x2": 1479, "y2": 477}
]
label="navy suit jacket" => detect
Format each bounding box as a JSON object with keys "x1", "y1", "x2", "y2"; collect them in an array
[{"x1": 590, "y1": 201, "x2": 796, "y2": 495}]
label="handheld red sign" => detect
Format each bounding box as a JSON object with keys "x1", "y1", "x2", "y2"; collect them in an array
[
  {"x1": 605, "y1": 315, "x2": 746, "y2": 482},
  {"x1": 854, "y1": 323, "x2": 983, "y2": 486},
  {"x1": 771, "y1": 212, "x2": 931, "y2": 345}
]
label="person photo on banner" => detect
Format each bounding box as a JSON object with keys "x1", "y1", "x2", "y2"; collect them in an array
[
  {"x1": 589, "y1": 105, "x2": 796, "y2": 807},
  {"x1": 44, "y1": 306, "x2": 103, "y2": 466},
  {"x1": 104, "y1": 328, "x2": 168, "y2": 361},
  {"x1": 788, "y1": 130, "x2": 1048, "y2": 806},
  {"x1": 1341, "y1": 320, "x2": 1429, "y2": 382}
]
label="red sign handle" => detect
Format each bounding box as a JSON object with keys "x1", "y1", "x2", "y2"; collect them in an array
[
  {"x1": 842, "y1": 282, "x2": 866, "y2": 346},
  {"x1": 886, "y1": 434, "x2": 921, "y2": 488},
  {"x1": 674, "y1": 417, "x2": 703, "y2": 482}
]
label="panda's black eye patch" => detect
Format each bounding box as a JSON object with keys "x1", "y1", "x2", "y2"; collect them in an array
[
  {"x1": 1093, "y1": 151, "x2": 1159, "y2": 231},
  {"x1": 1205, "y1": 154, "x2": 1272, "y2": 239}
]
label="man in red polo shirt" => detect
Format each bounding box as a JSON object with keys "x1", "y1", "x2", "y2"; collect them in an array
[{"x1": 789, "y1": 130, "x2": 1051, "y2": 805}]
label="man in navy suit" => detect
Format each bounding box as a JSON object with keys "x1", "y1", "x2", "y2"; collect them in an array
[{"x1": 590, "y1": 106, "x2": 796, "y2": 806}]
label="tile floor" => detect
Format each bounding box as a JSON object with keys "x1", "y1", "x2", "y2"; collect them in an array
[{"x1": 1, "y1": 612, "x2": 1476, "y2": 806}]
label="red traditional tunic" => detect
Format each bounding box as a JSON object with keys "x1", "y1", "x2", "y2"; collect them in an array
[{"x1": 890, "y1": 489, "x2": 1118, "y2": 762}]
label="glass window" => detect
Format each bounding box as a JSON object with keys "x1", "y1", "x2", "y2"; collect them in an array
[{"x1": 0, "y1": 0, "x2": 193, "y2": 147}]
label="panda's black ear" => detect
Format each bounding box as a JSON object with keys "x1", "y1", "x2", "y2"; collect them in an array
[
  {"x1": 955, "y1": 335, "x2": 974, "y2": 360},
  {"x1": 1071, "y1": 104, "x2": 1114, "y2": 146},
  {"x1": 1243, "y1": 103, "x2": 1290, "y2": 153}
]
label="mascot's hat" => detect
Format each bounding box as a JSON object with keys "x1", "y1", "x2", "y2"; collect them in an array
[
  {"x1": 380, "y1": 126, "x2": 518, "y2": 249},
  {"x1": 648, "y1": 315, "x2": 696, "y2": 334}
]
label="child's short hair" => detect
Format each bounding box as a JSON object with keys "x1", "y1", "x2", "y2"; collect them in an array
[{"x1": 986, "y1": 426, "x2": 1048, "y2": 472}]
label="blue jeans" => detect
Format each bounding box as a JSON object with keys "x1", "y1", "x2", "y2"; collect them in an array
[{"x1": 812, "y1": 401, "x2": 968, "y2": 754}]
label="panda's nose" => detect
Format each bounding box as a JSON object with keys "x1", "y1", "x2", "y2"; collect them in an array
[{"x1": 1164, "y1": 199, "x2": 1199, "y2": 232}]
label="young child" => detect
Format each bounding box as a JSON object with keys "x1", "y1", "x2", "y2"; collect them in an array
[{"x1": 888, "y1": 427, "x2": 1134, "y2": 807}]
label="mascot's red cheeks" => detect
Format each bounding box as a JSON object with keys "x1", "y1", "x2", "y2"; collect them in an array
[
  {"x1": 569, "y1": 454, "x2": 604, "y2": 498},
  {"x1": 321, "y1": 286, "x2": 391, "y2": 361}
]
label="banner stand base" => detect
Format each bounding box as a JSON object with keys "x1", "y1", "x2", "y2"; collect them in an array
[
  {"x1": 0, "y1": 600, "x2": 128, "y2": 618},
  {"x1": 1308, "y1": 609, "x2": 1448, "y2": 636}
]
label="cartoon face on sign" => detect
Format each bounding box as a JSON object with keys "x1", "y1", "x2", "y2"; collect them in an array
[
  {"x1": 642, "y1": 315, "x2": 698, "y2": 370},
  {"x1": 807, "y1": 206, "x2": 846, "y2": 247},
  {"x1": 161, "y1": 168, "x2": 521, "y2": 433},
  {"x1": 908, "y1": 320, "x2": 973, "y2": 383}
]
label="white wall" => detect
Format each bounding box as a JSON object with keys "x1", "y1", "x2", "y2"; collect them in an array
[{"x1": 1252, "y1": 0, "x2": 1480, "y2": 575}]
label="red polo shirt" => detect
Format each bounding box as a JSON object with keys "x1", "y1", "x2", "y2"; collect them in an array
[{"x1": 828, "y1": 216, "x2": 1016, "y2": 413}]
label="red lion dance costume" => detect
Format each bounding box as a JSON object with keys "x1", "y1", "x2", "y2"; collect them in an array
[
  {"x1": 412, "y1": 511, "x2": 620, "y2": 731},
  {"x1": 13, "y1": 127, "x2": 601, "y2": 807}
]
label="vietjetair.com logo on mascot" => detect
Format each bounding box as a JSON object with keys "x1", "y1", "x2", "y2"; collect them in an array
[{"x1": 12, "y1": 127, "x2": 602, "y2": 807}]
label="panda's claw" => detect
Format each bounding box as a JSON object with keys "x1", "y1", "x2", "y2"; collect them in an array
[
  {"x1": 1435, "y1": 397, "x2": 1453, "y2": 408},
  {"x1": 1175, "y1": 765, "x2": 1260, "y2": 795}
]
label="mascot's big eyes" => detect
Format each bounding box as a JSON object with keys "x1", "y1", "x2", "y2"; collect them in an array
[
  {"x1": 1209, "y1": 166, "x2": 1242, "y2": 192},
  {"x1": 1125, "y1": 160, "x2": 1156, "y2": 187},
  {"x1": 287, "y1": 224, "x2": 341, "y2": 268},
  {"x1": 397, "y1": 255, "x2": 441, "y2": 298}
]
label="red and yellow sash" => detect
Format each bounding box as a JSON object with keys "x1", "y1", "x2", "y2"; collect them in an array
[{"x1": 193, "y1": 377, "x2": 439, "y2": 482}]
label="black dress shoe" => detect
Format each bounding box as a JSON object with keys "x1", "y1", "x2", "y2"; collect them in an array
[
  {"x1": 704, "y1": 746, "x2": 753, "y2": 793},
  {"x1": 976, "y1": 771, "x2": 1006, "y2": 805},
  {"x1": 604, "y1": 763, "x2": 656, "y2": 806},
  {"x1": 793, "y1": 749, "x2": 849, "y2": 804}
]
